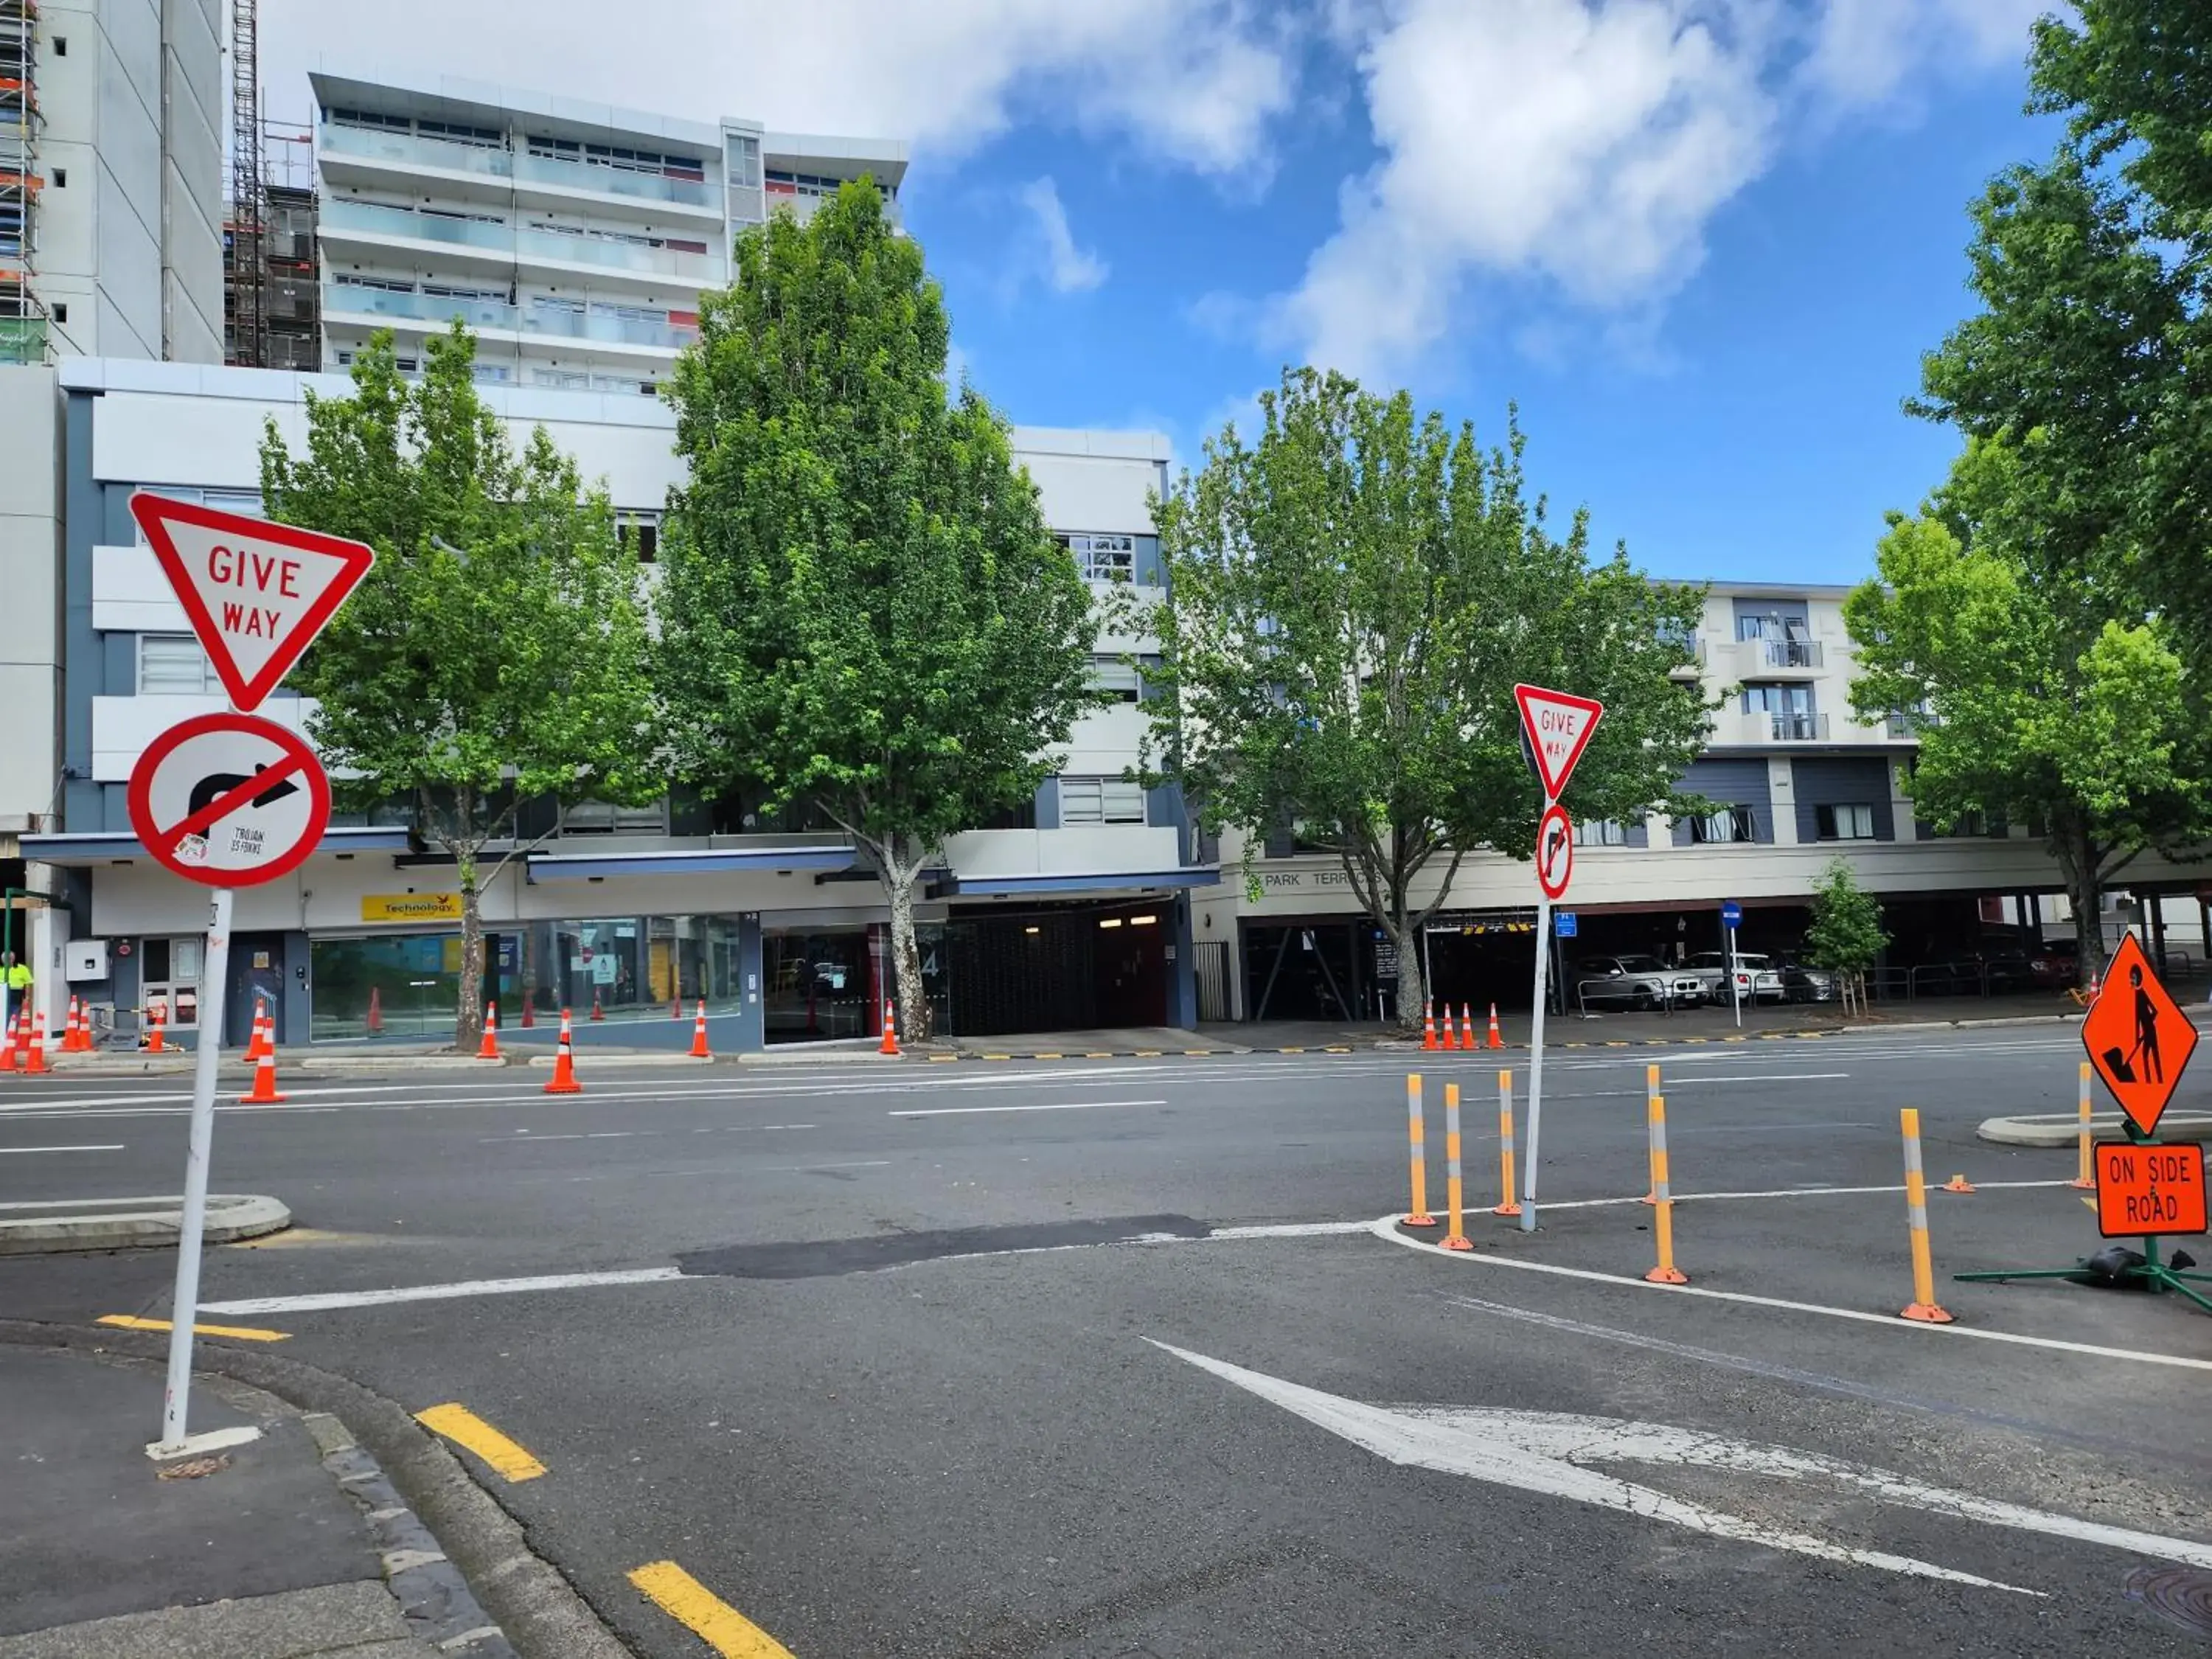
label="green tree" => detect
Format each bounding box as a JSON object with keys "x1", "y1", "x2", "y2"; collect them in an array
[
  {"x1": 1801, "y1": 859, "x2": 1888, "y2": 1012},
  {"x1": 1844, "y1": 442, "x2": 2210, "y2": 977},
  {"x1": 655, "y1": 181, "x2": 1099, "y2": 1043},
  {"x1": 260, "y1": 325, "x2": 659, "y2": 1046},
  {"x1": 1913, "y1": 1, "x2": 2212, "y2": 658},
  {"x1": 1144, "y1": 368, "x2": 1711, "y2": 1030}
]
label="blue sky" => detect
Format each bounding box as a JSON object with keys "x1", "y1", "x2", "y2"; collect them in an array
[{"x1": 273, "y1": 1, "x2": 2064, "y2": 586}]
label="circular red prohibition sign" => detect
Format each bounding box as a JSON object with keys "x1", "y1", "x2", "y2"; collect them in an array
[
  {"x1": 1535, "y1": 802, "x2": 1574, "y2": 901},
  {"x1": 126, "y1": 712, "x2": 332, "y2": 888}
]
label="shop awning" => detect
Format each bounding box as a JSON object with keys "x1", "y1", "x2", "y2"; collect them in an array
[
  {"x1": 19, "y1": 827, "x2": 414, "y2": 866},
  {"x1": 524, "y1": 845, "x2": 860, "y2": 882},
  {"x1": 935, "y1": 867, "x2": 1221, "y2": 898}
]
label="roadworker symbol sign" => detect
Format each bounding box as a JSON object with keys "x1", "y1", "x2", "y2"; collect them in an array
[
  {"x1": 126, "y1": 713, "x2": 331, "y2": 888},
  {"x1": 129, "y1": 493, "x2": 376, "y2": 713},
  {"x1": 2094, "y1": 1141, "x2": 2208, "y2": 1239},
  {"x1": 2080, "y1": 932, "x2": 2197, "y2": 1138},
  {"x1": 1536, "y1": 804, "x2": 1573, "y2": 901}
]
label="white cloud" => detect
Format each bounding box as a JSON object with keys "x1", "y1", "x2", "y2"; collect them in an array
[
  {"x1": 260, "y1": 0, "x2": 1297, "y2": 178},
  {"x1": 1801, "y1": 0, "x2": 2051, "y2": 108},
  {"x1": 1020, "y1": 178, "x2": 1109, "y2": 293}
]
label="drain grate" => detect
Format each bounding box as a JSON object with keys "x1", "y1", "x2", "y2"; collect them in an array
[{"x1": 2126, "y1": 1565, "x2": 2212, "y2": 1639}]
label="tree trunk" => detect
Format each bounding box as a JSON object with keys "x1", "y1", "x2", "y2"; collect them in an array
[
  {"x1": 1382, "y1": 910, "x2": 1425, "y2": 1034},
  {"x1": 455, "y1": 846, "x2": 485, "y2": 1051},
  {"x1": 883, "y1": 839, "x2": 931, "y2": 1044},
  {"x1": 2054, "y1": 818, "x2": 2107, "y2": 981}
]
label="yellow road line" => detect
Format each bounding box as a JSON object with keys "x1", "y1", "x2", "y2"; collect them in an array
[
  {"x1": 1032, "y1": 1052, "x2": 1063, "y2": 1060},
  {"x1": 414, "y1": 1402, "x2": 548, "y2": 1483},
  {"x1": 96, "y1": 1313, "x2": 288, "y2": 1343},
  {"x1": 630, "y1": 1560, "x2": 796, "y2": 1658}
]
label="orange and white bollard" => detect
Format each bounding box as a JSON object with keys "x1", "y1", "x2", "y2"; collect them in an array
[
  {"x1": 1641, "y1": 1064, "x2": 1661, "y2": 1203},
  {"x1": 2070, "y1": 1060, "x2": 2095, "y2": 1190},
  {"x1": 477, "y1": 1001, "x2": 501, "y2": 1060},
  {"x1": 1485, "y1": 1002, "x2": 1503, "y2": 1050},
  {"x1": 878, "y1": 998, "x2": 900, "y2": 1057},
  {"x1": 1441, "y1": 1082, "x2": 1474, "y2": 1251},
  {"x1": 1403, "y1": 1073, "x2": 1438, "y2": 1227},
  {"x1": 1422, "y1": 1001, "x2": 1439, "y2": 1051},
  {"x1": 1492, "y1": 1068, "x2": 1521, "y2": 1217},
  {"x1": 689, "y1": 1000, "x2": 712, "y2": 1060},
  {"x1": 1898, "y1": 1108, "x2": 1955, "y2": 1324},
  {"x1": 543, "y1": 1009, "x2": 582, "y2": 1095},
  {"x1": 238, "y1": 1042, "x2": 285, "y2": 1103},
  {"x1": 1644, "y1": 1092, "x2": 1686, "y2": 1283}
]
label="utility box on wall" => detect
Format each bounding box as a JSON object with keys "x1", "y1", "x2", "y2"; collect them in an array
[{"x1": 64, "y1": 940, "x2": 110, "y2": 982}]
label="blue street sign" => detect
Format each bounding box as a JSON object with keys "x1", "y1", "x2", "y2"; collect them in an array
[
  {"x1": 1721, "y1": 900, "x2": 1742, "y2": 929},
  {"x1": 1555, "y1": 912, "x2": 1579, "y2": 938}
]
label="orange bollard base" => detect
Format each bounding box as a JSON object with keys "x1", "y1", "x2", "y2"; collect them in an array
[
  {"x1": 1490, "y1": 1200, "x2": 1522, "y2": 1217},
  {"x1": 1940, "y1": 1174, "x2": 1976, "y2": 1194},
  {"x1": 2067, "y1": 1175, "x2": 2094, "y2": 1191},
  {"x1": 1441, "y1": 1234, "x2": 1475, "y2": 1252},
  {"x1": 1402, "y1": 1211, "x2": 1439, "y2": 1228},
  {"x1": 1644, "y1": 1265, "x2": 1689, "y2": 1284},
  {"x1": 1899, "y1": 1301, "x2": 1955, "y2": 1324}
]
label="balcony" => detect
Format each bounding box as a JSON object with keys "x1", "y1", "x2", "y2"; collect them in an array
[
  {"x1": 514, "y1": 150, "x2": 715, "y2": 211},
  {"x1": 1767, "y1": 711, "x2": 1829, "y2": 741},
  {"x1": 513, "y1": 225, "x2": 714, "y2": 283},
  {"x1": 1707, "y1": 636, "x2": 1823, "y2": 680},
  {"x1": 321, "y1": 198, "x2": 717, "y2": 285},
  {"x1": 1711, "y1": 709, "x2": 1831, "y2": 744},
  {"x1": 319, "y1": 122, "x2": 514, "y2": 181},
  {"x1": 1754, "y1": 638, "x2": 1823, "y2": 669},
  {"x1": 323, "y1": 195, "x2": 511, "y2": 253},
  {"x1": 322, "y1": 284, "x2": 698, "y2": 352}
]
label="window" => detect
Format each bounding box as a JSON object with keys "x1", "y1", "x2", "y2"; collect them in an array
[
  {"x1": 1689, "y1": 806, "x2": 1756, "y2": 844},
  {"x1": 51, "y1": 167, "x2": 65, "y2": 189},
  {"x1": 1738, "y1": 611, "x2": 1808, "y2": 643},
  {"x1": 1815, "y1": 803, "x2": 1877, "y2": 841},
  {"x1": 619, "y1": 515, "x2": 659, "y2": 563},
  {"x1": 421, "y1": 281, "x2": 508, "y2": 302},
  {"x1": 54, "y1": 36, "x2": 66, "y2": 55},
  {"x1": 330, "y1": 107, "x2": 409, "y2": 132},
  {"x1": 416, "y1": 118, "x2": 504, "y2": 148},
  {"x1": 140, "y1": 635, "x2": 220, "y2": 694},
  {"x1": 333, "y1": 273, "x2": 416, "y2": 293},
  {"x1": 1090, "y1": 658, "x2": 1141, "y2": 703},
  {"x1": 1573, "y1": 818, "x2": 1627, "y2": 846},
  {"x1": 1060, "y1": 776, "x2": 1146, "y2": 824},
  {"x1": 50, "y1": 302, "x2": 65, "y2": 324},
  {"x1": 1740, "y1": 683, "x2": 1812, "y2": 714},
  {"x1": 728, "y1": 134, "x2": 762, "y2": 190},
  {"x1": 558, "y1": 797, "x2": 669, "y2": 835},
  {"x1": 1059, "y1": 532, "x2": 1135, "y2": 581}
]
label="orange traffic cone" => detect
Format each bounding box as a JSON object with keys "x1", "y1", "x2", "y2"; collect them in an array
[
  {"x1": 590, "y1": 990, "x2": 605, "y2": 1022},
  {"x1": 21, "y1": 1006, "x2": 46, "y2": 1075},
  {"x1": 60, "y1": 998, "x2": 82, "y2": 1054},
  {"x1": 1460, "y1": 1006, "x2": 1476, "y2": 1054},
  {"x1": 246, "y1": 998, "x2": 271, "y2": 1061},
  {"x1": 366, "y1": 985, "x2": 383, "y2": 1037},
  {"x1": 878, "y1": 998, "x2": 900, "y2": 1057},
  {"x1": 146, "y1": 1003, "x2": 166, "y2": 1054},
  {"x1": 543, "y1": 1009, "x2": 582, "y2": 1094},
  {"x1": 1940, "y1": 1172, "x2": 1976, "y2": 1194},
  {"x1": 1422, "y1": 1001, "x2": 1439, "y2": 1051},
  {"x1": 671, "y1": 995, "x2": 683, "y2": 1020},
  {"x1": 2, "y1": 1007, "x2": 21, "y2": 1071},
  {"x1": 1486, "y1": 1003, "x2": 1503, "y2": 1049},
  {"x1": 7, "y1": 1004, "x2": 27, "y2": 1069},
  {"x1": 1438, "y1": 1005, "x2": 1455, "y2": 1050},
  {"x1": 239, "y1": 1042, "x2": 284, "y2": 1103},
  {"x1": 689, "y1": 999, "x2": 711, "y2": 1060},
  {"x1": 477, "y1": 1001, "x2": 500, "y2": 1060},
  {"x1": 520, "y1": 998, "x2": 536, "y2": 1029}
]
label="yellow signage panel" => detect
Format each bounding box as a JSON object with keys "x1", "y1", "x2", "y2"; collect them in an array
[{"x1": 361, "y1": 893, "x2": 464, "y2": 925}]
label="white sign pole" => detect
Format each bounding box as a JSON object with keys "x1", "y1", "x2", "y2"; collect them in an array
[
  {"x1": 1521, "y1": 893, "x2": 1553, "y2": 1232},
  {"x1": 155, "y1": 886, "x2": 232, "y2": 1455},
  {"x1": 1729, "y1": 922, "x2": 1742, "y2": 1029}
]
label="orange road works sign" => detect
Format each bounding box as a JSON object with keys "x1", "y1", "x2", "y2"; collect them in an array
[
  {"x1": 2094, "y1": 1141, "x2": 2208, "y2": 1239},
  {"x1": 2081, "y1": 932, "x2": 2198, "y2": 1137}
]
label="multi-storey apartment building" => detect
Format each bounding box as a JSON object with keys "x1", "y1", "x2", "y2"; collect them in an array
[{"x1": 306, "y1": 70, "x2": 907, "y2": 397}]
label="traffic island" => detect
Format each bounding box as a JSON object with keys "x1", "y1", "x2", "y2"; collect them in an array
[{"x1": 0, "y1": 1194, "x2": 291, "y2": 1256}]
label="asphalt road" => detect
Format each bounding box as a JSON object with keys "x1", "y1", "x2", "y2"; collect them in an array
[{"x1": 5, "y1": 1030, "x2": 2211, "y2": 1658}]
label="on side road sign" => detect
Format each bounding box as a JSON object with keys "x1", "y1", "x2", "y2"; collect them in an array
[
  {"x1": 126, "y1": 713, "x2": 331, "y2": 888},
  {"x1": 2080, "y1": 933, "x2": 2198, "y2": 1137},
  {"x1": 1514, "y1": 684, "x2": 1604, "y2": 801},
  {"x1": 129, "y1": 493, "x2": 376, "y2": 713},
  {"x1": 2094, "y1": 1141, "x2": 2208, "y2": 1239}
]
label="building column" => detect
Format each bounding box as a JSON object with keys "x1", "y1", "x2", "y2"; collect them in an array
[
  {"x1": 733, "y1": 912, "x2": 765, "y2": 1052},
  {"x1": 283, "y1": 929, "x2": 312, "y2": 1048},
  {"x1": 1766, "y1": 758, "x2": 1798, "y2": 846},
  {"x1": 1169, "y1": 893, "x2": 1198, "y2": 1028}
]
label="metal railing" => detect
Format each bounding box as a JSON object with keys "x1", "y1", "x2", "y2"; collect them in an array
[
  {"x1": 1768, "y1": 712, "x2": 1829, "y2": 741},
  {"x1": 1759, "y1": 639, "x2": 1823, "y2": 669}
]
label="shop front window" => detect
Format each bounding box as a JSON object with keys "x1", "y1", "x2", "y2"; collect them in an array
[
  {"x1": 762, "y1": 928, "x2": 874, "y2": 1042},
  {"x1": 511, "y1": 915, "x2": 749, "y2": 1025},
  {"x1": 310, "y1": 932, "x2": 514, "y2": 1041}
]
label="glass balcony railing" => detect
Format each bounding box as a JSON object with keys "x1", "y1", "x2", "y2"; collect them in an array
[
  {"x1": 1768, "y1": 712, "x2": 1829, "y2": 741},
  {"x1": 321, "y1": 196, "x2": 513, "y2": 254},
  {"x1": 519, "y1": 305, "x2": 695, "y2": 349},
  {"x1": 319, "y1": 122, "x2": 514, "y2": 179},
  {"x1": 323, "y1": 283, "x2": 516, "y2": 331},
  {"x1": 321, "y1": 199, "x2": 715, "y2": 282},
  {"x1": 323, "y1": 284, "x2": 697, "y2": 351},
  {"x1": 514, "y1": 150, "x2": 714, "y2": 209},
  {"x1": 513, "y1": 226, "x2": 714, "y2": 282}
]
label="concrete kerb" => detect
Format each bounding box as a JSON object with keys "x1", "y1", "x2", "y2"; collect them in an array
[
  {"x1": 1980, "y1": 1110, "x2": 2212, "y2": 1148},
  {"x1": 0, "y1": 1194, "x2": 291, "y2": 1256},
  {"x1": 0, "y1": 1318, "x2": 630, "y2": 1659}
]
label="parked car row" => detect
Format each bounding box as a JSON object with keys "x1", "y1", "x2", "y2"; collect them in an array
[{"x1": 1568, "y1": 951, "x2": 1837, "y2": 1011}]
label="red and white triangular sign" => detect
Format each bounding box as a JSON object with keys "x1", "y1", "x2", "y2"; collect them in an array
[
  {"x1": 130, "y1": 493, "x2": 377, "y2": 713},
  {"x1": 1514, "y1": 683, "x2": 1605, "y2": 801}
]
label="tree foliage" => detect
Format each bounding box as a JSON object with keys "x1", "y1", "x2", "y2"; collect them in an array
[
  {"x1": 1843, "y1": 442, "x2": 2210, "y2": 973},
  {"x1": 1913, "y1": 1, "x2": 2212, "y2": 658},
  {"x1": 655, "y1": 181, "x2": 1099, "y2": 1041},
  {"x1": 1801, "y1": 859, "x2": 1888, "y2": 981},
  {"x1": 1145, "y1": 368, "x2": 1711, "y2": 1029},
  {"x1": 260, "y1": 324, "x2": 658, "y2": 1044}
]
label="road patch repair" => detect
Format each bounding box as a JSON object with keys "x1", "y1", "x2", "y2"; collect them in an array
[{"x1": 0, "y1": 1193, "x2": 289, "y2": 1255}]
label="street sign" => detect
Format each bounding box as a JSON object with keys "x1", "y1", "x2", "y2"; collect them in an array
[
  {"x1": 129, "y1": 493, "x2": 376, "y2": 713},
  {"x1": 125, "y1": 713, "x2": 330, "y2": 889},
  {"x1": 1721, "y1": 900, "x2": 1742, "y2": 929},
  {"x1": 1555, "y1": 912, "x2": 1578, "y2": 939},
  {"x1": 2094, "y1": 1141, "x2": 2207, "y2": 1239},
  {"x1": 1514, "y1": 684, "x2": 1605, "y2": 801},
  {"x1": 1535, "y1": 804, "x2": 1573, "y2": 900},
  {"x1": 2080, "y1": 932, "x2": 2198, "y2": 1138}
]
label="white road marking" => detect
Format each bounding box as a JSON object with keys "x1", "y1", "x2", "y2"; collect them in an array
[
  {"x1": 1534, "y1": 1178, "x2": 2074, "y2": 1212},
  {"x1": 200, "y1": 1267, "x2": 687, "y2": 1315},
  {"x1": 0, "y1": 1144, "x2": 125, "y2": 1154},
  {"x1": 887, "y1": 1099, "x2": 1169, "y2": 1118},
  {"x1": 1372, "y1": 1217, "x2": 2212, "y2": 1371},
  {"x1": 1150, "y1": 1340, "x2": 2212, "y2": 1590},
  {"x1": 1203, "y1": 1221, "x2": 1377, "y2": 1239}
]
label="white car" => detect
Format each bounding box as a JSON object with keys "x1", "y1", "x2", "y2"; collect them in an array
[
  {"x1": 1684, "y1": 950, "x2": 1786, "y2": 1005},
  {"x1": 1573, "y1": 955, "x2": 1706, "y2": 1012}
]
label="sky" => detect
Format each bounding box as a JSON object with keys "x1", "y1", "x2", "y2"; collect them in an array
[{"x1": 262, "y1": 0, "x2": 2067, "y2": 586}]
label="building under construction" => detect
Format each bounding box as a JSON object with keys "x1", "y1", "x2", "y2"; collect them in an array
[
  {"x1": 0, "y1": 0, "x2": 45, "y2": 365},
  {"x1": 221, "y1": 0, "x2": 318, "y2": 372}
]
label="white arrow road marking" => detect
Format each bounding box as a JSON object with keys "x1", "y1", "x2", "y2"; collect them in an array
[{"x1": 1150, "y1": 1341, "x2": 2212, "y2": 1594}]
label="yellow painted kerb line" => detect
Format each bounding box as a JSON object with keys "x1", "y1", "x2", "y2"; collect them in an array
[
  {"x1": 630, "y1": 1560, "x2": 797, "y2": 1658},
  {"x1": 97, "y1": 1313, "x2": 288, "y2": 1343},
  {"x1": 414, "y1": 1402, "x2": 548, "y2": 1484}
]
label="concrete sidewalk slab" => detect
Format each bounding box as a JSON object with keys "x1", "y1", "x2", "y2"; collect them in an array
[
  {"x1": 0, "y1": 1580, "x2": 430, "y2": 1658},
  {"x1": 1979, "y1": 1110, "x2": 2212, "y2": 1148},
  {"x1": 0, "y1": 1194, "x2": 290, "y2": 1256}
]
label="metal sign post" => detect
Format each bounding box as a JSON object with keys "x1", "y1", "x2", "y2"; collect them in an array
[
  {"x1": 1722, "y1": 900, "x2": 1742, "y2": 1029},
  {"x1": 156, "y1": 887, "x2": 232, "y2": 1455},
  {"x1": 1522, "y1": 894, "x2": 1553, "y2": 1233}
]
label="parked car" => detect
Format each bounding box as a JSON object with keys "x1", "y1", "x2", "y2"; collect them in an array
[
  {"x1": 1683, "y1": 950, "x2": 1786, "y2": 1004},
  {"x1": 1573, "y1": 954, "x2": 1704, "y2": 1011},
  {"x1": 2028, "y1": 937, "x2": 2081, "y2": 990},
  {"x1": 1773, "y1": 955, "x2": 1838, "y2": 1003},
  {"x1": 1920, "y1": 949, "x2": 2037, "y2": 995}
]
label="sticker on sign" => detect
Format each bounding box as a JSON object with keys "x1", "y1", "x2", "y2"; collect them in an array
[
  {"x1": 1514, "y1": 684, "x2": 1604, "y2": 801},
  {"x1": 126, "y1": 712, "x2": 332, "y2": 889},
  {"x1": 129, "y1": 494, "x2": 376, "y2": 713}
]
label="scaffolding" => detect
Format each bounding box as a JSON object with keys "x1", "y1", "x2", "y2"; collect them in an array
[
  {"x1": 0, "y1": 0, "x2": 46, "y2": 365},
  {"x1": 225, "y1": 0, "x2": 264, "y2": 365}
]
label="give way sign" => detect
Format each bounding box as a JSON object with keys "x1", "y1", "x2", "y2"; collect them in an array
[
  {"x1": 129, "y1": 493, "x2": 377, "y2": 712},
  {"x1": 1514, "y1": 683, "x2": 1605, "y2": 801}
]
